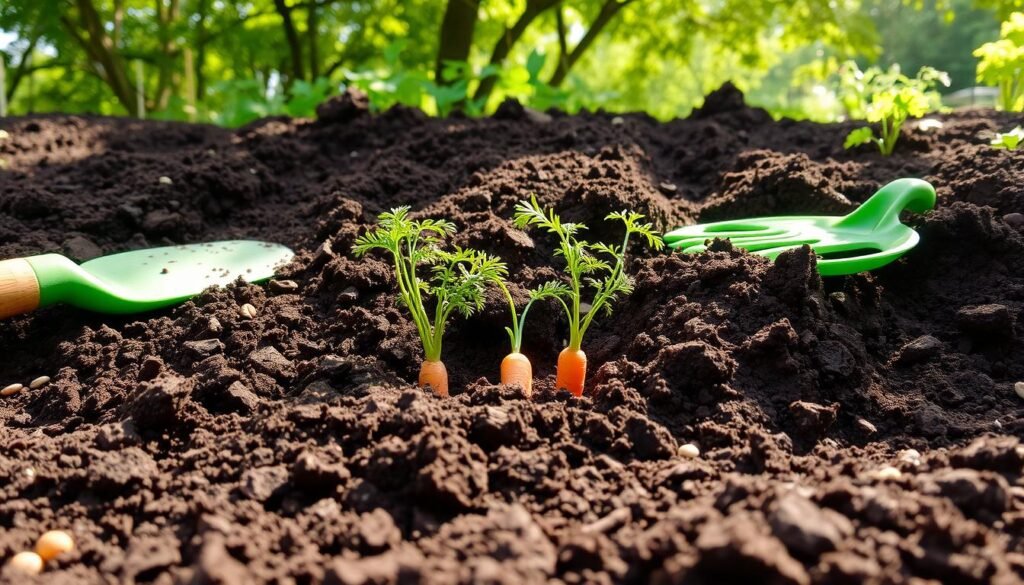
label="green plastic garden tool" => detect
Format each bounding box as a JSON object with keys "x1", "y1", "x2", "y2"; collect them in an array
[
  {"x1": 0, "y1": 240, "x2": 294, "y2": 319},
  {"x1": 663, "y1": 178, "x2": 936, "y2": 276}
]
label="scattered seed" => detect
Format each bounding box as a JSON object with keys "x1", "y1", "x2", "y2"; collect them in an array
[
  {"x1": 239, "y1": 303, "x2": 258, "y2": 319},
  {"x1": 873, "y1": 465, "x2": 902, "y2": 480},
  {"x1": 248, "y1": 167, "x2": 258, "y2": 175},
  {"x1": 1014, "y1": 381, "x2": 1024, "y2": 400},
  {"x1": 898, "y1": 449, "x2": 921, "y2": 466},
  {"x1": 6, "y1": 551, "x2": 43, "y2": 575},
  {"x1": 23, "y1": 468, "x2": 35, "y2": 479},
  {"x1": 678, "y1": 443, "x2": 700, "y2": 459},
  {"x1": 856, "y1": 417, "x2": 878, "y2": 434},
  {"x1": 0, "y1": 130, "x2": 9, "y2": 140},
  {"x1": 1, "y1": 383, "x2": 24, "y2": 396},
  {"x1": 611, "y1": 116, "x2": 625, "y2": 125},
  {"x1": 35, "y1": 530, "x2": 75, "y2": 562},
  {"x1": 158, "y1": 175, "x2": 173, "y2": 185},
  {"x1": 29, "y1": 376, "x2": 51, "y2": 389}
]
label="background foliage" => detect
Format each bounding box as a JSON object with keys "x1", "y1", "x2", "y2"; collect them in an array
[{"x1": 0, "y1": 0, "x2": 1017, "y2": 125}]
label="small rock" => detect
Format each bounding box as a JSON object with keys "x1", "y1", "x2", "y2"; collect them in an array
[
  {"x1": 872, "y1": 466, "x2": 902, "y2": 481},
  {"x1": 789, "y1": 400, "x2": 839, "y2": 436},
  {"x1": 224, "y1": 381, "x2": 260, "y2": 414},
  {"x1": 158, "y1": 176, "x2": 173, "y2": 185},
  {"x1": 239, "y1": 465, "x2": 289, "y2": 502},
  {"x1": 1015, "y1": 381, "x2": 1024, "y2": 400},
  {"x1": 899, "y1": 449, "x2": 922, "y2": 466},
  {"x1": 611, "y1": 116, "x2": 625, "y2": 125},
  {"x1": 64, "y1": 235, "x2": 103, "y2": 261},
  {"x1": 769, "y1": 492, "x2": 852, "y2": 558},
  {"x1": 249, "y1": 346, "x2": 296, "y2": 379},
  {"x1": 206, "y1": 317, "x2": 223, "y2": 336},
  {"x1": 1003, "y1": 212, "x2": 1024, "y2": 228},
  {"x1": 856, "y1": 418, "x2": 878, "y2": 434},
  {"x1": 956, "y1": 304, "x2": 1014, "y2": 339},
  {"x1": 892, "y1": 335, "x2": 942, "y2": 366},
  {"x1": 678, "y1": 443, "x2": 700, "y2": 458},
  {"x1": 524, "y1": 108, "x2": 553, "y2": 123},
  {"x1": 339, "y1": 286, "x2": 359, "y2": 303},
  {"x1": 141, "y1": 209, "x2": 182, "y2": 233},
  {"x1": 269, "y1": 279, "x2": 299, "y2": 294},
  {"x1": 183, "y1": 339, "x2": 224, "y2": 360}
]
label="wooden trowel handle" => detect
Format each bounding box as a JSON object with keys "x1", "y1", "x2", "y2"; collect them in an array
[{"x1": 0, "y1": 258, "x2": 41, "y2": 319}]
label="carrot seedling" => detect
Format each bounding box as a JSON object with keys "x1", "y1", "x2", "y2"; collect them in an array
[
  {"x1": 513, "y1": 197, "x2": 663, "y2": 396},
  {"x1": 492, "y1": 280, "x2": 569, "y2": 396},
  {"x1": 353, "y1": 207, "x2": 504, "y2": 396}
]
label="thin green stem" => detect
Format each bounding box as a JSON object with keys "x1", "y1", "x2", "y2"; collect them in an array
[{"x1": 496, "y1": 280, "x2": 521, "y2": 352}]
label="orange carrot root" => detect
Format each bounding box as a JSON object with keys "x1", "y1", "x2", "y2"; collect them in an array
[
  {"x1": 418, "y1": 359, "x2": 449, "y2": 397},
  {"x1": 556, "y1": 347, "x2": 587, "y2": 397},
  {"x1": 500, "y1": 352, "x2": 533, "y2": 396}
]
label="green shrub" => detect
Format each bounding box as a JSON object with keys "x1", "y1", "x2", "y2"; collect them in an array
[{"x1": 974, "y1": 12, "x2": 1024, "y2": 112}]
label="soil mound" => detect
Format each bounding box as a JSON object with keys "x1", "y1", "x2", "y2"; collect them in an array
[{"x1": 1, "y1": 89, "x2": 1023, "y2": 583}]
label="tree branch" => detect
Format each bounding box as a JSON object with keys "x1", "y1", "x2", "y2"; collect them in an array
[
  {"x1": 472, "y1": 0, "x2": 562, "y2": 103},
  {"x1": 273, "y1": 0, "x2": 304, "y2": 83},
  {"x1": 548, "y1": 0, "x2": 631, "y2": 87}
]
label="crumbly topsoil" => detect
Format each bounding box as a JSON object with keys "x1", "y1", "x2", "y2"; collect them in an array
[{"x1": 1, "y1": 86, "x2": 1023, "y2": 584}]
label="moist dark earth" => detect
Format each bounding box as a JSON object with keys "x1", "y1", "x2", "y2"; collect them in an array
[{"x1": 1, "y1": 85, "x2": 1023, "y2": 584}]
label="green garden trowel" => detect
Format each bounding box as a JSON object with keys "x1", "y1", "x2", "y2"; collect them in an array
[
  {"x1": 0, "y1": 240, "x2": 294, "y2": 319},
  {"x1": 663, "y1": 178, "x2": 936, "y2": 276}
]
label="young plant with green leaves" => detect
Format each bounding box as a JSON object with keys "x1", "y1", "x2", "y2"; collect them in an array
[
  {"x1": 492, "y1": 280, "x2": 569, "y2": 396},
  {"x1": 991, "y1": 126, "x2": 1024, "y2": 150},
  {"x1": 974, "y1": 12, "x2": 1024, "y2": 112},
  {"x1": 513, "y1": 197, "x2": 663, "y2": 396},
  {"x1": 353, "y1": 207, "x2": 504, "y2": 396},
  {"x1": 841, "y1": 63, "x2": 949, "y2": 156}
]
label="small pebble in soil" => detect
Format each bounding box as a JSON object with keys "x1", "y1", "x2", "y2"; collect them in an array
[
  {"x1": 0, "y1": 130, "x2": 9, "y2": 140},
  {"x1": 898, "y1": 449, "x2": 922, "y2": 466},
  {"x1": 29, "y1": 376, "x2": 50, "y2": 389},
  {"x1": 35, "y1": 530, "x2": 74, "y2": 562},
  {"x1": 5, "y1": 551, "x2": 44, "y2": 575},
  {"x1": 1003, "y1": 212, "x2": 1024, "y2": 228},
  {"x1": 269, "y1": 279, "x2": 299, "y2": 294},
  {"x1": 158, "y1": 176, "x2": 173, "y2": 185},
  {"x1": 611, "y1": 116, "x2": 624, "y2": 125},
  {"x1": 856, "y1": 417, "x2": 878, "y2": 434},
  {"x1": 1015, "y1": 381, "x2": 1024, "y2": 400},
  {"x1": 873, "y1": 466, "x2": 902, "y2": 481},
  {"x1": 239, "y1": 303, "x2": 258, "y2": 319},
  {"x1": 678, "y1": 444, "x2": 700, "y2": 458},
  {"x1": 1, "y1": 383, "x2": 24, "y2": 397}
]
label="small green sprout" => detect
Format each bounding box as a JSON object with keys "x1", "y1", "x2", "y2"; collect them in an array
[
  {"x1": 842, "y1": 64, "x2": 949, "y2": 156},
  {"x1": 991, "y1": 126, "x2": 1024, "y2": 150}
]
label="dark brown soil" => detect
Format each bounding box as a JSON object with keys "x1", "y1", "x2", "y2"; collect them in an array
[{"x1": 1, "y1": 86, "x2": 1023, "y2": 584}]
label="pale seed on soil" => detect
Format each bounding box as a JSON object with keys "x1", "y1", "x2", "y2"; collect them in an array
[
  {"x1": 158, "y1": 176, "x2": 173, "y2": 185},
  {"x1": 6, "y1": 551, "x2": 44, "y2": 575},
  {"x1": 239, "y1": 303, "x2": 258, "y2": 319},
  {"x1": 678, "y1": 443, "x2": 700, "y2": 458},
  {"x1": 35, "y1": 530, "x2": 75, "y2": 562},
  {"x1": 29, "y1": 376, "x2": 51, "y2": 389},
  {"x1": 873, "y1": 466, "x2": 902, "y2": 480},
  {"x1": 1, "y1": 383, "x2": 24, "y2": 396},
  {"x1": 611, "y1": 116, "x2": 624, "y2": 125},
  {"x1": 1014, "y1": 381, "x2": 1024, "y2": 400},
  {"x1": 898, "y1": 449, "x2": 921, "y2": 466}
]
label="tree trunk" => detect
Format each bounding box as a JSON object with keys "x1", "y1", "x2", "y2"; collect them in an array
[
  {"x1": 472, "y1": 0, "x2": 562, "y2": 103},
  {"x1": 62, "y1": 0, "x2": 138, "y2": 116},
  {"x1": 154, "y1": 0, "x2": 181, "y2": 111},
  {"x1": 6, "y1": 33, "x2": 41, "y2": 103},
  {"x1": 434, "y1": 0, "x2": 481, "y2": 84},
  {"x1": 273, "y1": 0, "x2": 304, "y2": 83},
  {"x1": 196, "y1": 0, "x2": 208, "y2": 96},
  {"x1": 549, "y1": 0, "x2": 630, "y2": 87},
  {"x1": 307, "y1": 1, "x2": 320, "y2": 79}
]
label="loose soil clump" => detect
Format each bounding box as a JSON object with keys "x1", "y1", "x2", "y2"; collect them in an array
[{"x1": 1, "y1": 86, "x2": 1023, "y2": 584}]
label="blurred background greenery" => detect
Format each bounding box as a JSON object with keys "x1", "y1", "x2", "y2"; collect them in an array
[{"x1": 0, "y1": 0, "x2": 1021, "y2": 126}]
